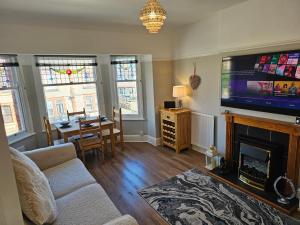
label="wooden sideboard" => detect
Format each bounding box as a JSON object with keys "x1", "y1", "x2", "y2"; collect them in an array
[{"x1": 160, "y1": 108, "x2": 191, "y2": 153}]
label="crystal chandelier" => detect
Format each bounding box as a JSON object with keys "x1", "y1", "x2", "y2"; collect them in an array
[{"x1": 139, "y1": 0, "x2": 167, "y2": 34}]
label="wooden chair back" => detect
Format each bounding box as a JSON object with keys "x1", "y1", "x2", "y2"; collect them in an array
[
  {"x1": 67, "y1": 108, "x2": 86, "y2": 121},
  {"x1": 78, "y1": 116, "x2": 103, "y2": 151},
  {"x1": 43, "y1": 116, "x2": 53, "y2": 146},
  {"x1": 112, "y1": 107, "x2": 123, "y2": 133}
]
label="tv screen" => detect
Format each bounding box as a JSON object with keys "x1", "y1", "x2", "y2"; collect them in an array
[{"x1": 221, "y1": 50, "x2": 300, "y2": 116}]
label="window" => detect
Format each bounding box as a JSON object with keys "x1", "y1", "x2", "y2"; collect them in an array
[
  {"x1": 0, "y1": 55, "x2": 26, "y2": 136},
  {"x1": 2, "y1": 105, "x2": 13, "y2": 123},
  {"x1": 111, "y1": 56, "x2": 143, "y2": 119},
  {"x1": 55, "y1": 100, "x2": 65, "y2": 116},
  {"x1": 84, "y1": 96, "x2": 94, "y2": 112},
  {"x1": 36, "y1": 56, "x2": 100, "y2": 123},
  {"x1": 46, "y1": 101, "x2": 54, "y2": 117}
]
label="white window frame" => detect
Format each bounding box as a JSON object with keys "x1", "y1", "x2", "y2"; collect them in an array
[
  {"x1": 0, "y1": 55, "x2": 34, "y2": 144},
  {"x1": 33, "y1": 55, "x2": 106, "y2": 125},
  {"x1": 110, "y1": 55, "x2": 144, "y2": 120}
]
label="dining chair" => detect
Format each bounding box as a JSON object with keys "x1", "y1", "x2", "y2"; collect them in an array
[
  {"x1": 78, "y1": 116, "x2": 104, "y2": 163},
  {"x1": 67, "y1": 108, "x2": 86, "y2": 121},
  {"x1": 43, "y1": 117, "x2": 65, "y2": 146},
  {"x1": 102, "y1": 107, "x2": 124, "y2": 151}
]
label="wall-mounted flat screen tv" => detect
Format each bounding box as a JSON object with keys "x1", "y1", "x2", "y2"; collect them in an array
[{"x1": 221, "y1": 50, "x2": 300, "y2": 116}]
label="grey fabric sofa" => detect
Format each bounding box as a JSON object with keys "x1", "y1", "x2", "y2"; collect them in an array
[{"x1": 23, "y1": 143, "x2": 138, "y2": 225}]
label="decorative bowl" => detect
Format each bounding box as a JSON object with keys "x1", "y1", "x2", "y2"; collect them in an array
[{"x1": 60, "y1": 121, "x2": 70, "y2": 127}]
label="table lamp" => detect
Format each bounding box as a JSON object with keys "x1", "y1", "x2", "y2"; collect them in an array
[{"x1": 173, "y1": 85, "x2": 186, "y2": 108}]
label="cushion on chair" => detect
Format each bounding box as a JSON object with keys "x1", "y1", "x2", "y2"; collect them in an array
[
  {"x1": 53, "y1": 136, "x2": 83, "y2": 145},
  {"x1": 70, "y1": 133, "x2": 95, "y2": 141},
  {"x1": 9, "y1": 147, "x2": 57, "y2": 225},
  {"x1": 53, "y1": 184, "x2": 121, "y2": 225},
  {"x1": 102, "y1": 128, "x2": 121, "y2": 137},
  {"x1": 43, "y1": 158, "x2": 96, "y2": 199}
]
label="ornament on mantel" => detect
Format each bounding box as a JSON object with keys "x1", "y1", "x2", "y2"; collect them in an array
[{"x1": 189, "y1": 62, "x2": 201, "y2": 90}]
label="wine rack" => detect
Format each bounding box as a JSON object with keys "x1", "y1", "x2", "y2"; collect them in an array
[{"x1": 160, "y1": 109, "x2": 191, "y2": 153}]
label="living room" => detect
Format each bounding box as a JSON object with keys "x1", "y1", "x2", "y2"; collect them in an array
[{"x1": 1, "y1": 0, "x2": 300, "y2": 225}]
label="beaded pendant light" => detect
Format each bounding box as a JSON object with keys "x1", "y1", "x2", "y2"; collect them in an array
[{"x1": 139, "y1": 0, "x2": 167, "y2": 33}]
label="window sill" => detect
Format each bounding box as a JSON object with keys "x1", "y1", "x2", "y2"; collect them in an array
[
  {"x1": 8, "y1": 132, "x2": 36, "y2": 145},
  {"x1": 123, "y1": 117, "x2": 145, "y2": 121}
]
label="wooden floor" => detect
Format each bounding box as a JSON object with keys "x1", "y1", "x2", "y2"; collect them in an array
[
  {"x1": 85, "y1": 142, "x2": 300, "y2": 224},
  {"x1": 85, "y1": 142, "x2": 206, "y2": 225}
]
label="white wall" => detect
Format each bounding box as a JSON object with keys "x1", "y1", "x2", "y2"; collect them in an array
[
  {"x1": 0, "y1": 109, "x2": 24, "y2": 225},
  {"x1": 219, "y1": 0, "x2": 300, "y2": 52},
  {"x1": 0, "y1": 23, "x2": 173, "y2": 61},
  {"x1": 172, "y1": 0, "x2": 300, "y2": 186},
  {"x1": 174, "y1": 0, "x2": 300, "y2": 59}
]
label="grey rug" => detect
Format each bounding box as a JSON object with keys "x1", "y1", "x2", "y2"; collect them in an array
[{"x1": 138, "y1": 169, "x2": 300, "y2": 225}]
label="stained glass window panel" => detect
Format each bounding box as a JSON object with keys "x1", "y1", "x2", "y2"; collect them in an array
[
  {"x1": 116, "y1": 63, "x2": 137, "y2": 81},
  {"x1": 111, "y1": 56, "x2": 138, "y2": 81},
  {"x1": 0, "y1": 56, "x2": 18, "y2": 89},
  {"x1": 36, "y1": 56, "x2": 97, "y2": 85}
]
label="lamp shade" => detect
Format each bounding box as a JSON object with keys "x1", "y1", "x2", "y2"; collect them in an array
[{"x1": 173, "y1": 85, "x2": 186, "y2": 98}]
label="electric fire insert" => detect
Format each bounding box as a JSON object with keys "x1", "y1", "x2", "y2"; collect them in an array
[{"x1": 238, "y1": 136, "x2": 281, "y2": 191}]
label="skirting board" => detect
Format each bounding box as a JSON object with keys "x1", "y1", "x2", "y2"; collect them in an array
[
  {"x1": 124, "y1": 135, "x2": 161, "y2": 146},
  {"x1": 192, "y1": 144, "x2": 207, "y2": 154}
]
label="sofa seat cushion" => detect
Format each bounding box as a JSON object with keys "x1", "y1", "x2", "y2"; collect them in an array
[
  {"x1": 43, "y1": 158, "x2": 96, "y2": 199},
  {"x1": 53, "y1": 184, "x2": 121, "y2": 225},
  {"x1": 103, "y1": 215, "x2": 139, "y2": 225}
]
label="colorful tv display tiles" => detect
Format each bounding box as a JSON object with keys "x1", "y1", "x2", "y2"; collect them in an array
[{"x1": 254, "y1": 52, "x2": 300, "y2": 78}]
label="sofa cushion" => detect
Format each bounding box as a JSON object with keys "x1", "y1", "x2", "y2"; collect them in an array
[
  {"x1": 43, "y1": 158, "x2": 96, "y2": 199},
  {"x1": 53, "y1": 184, "x2": 121, "y2": 225},
  {"x1": 10, "y1": 147, "x2": 57, "y2": 225},
  {"x1": 103, "y1": 215, "x2": 139, "y2": 225},
  {"x1": 24, "y1": 143, "x2": 77, "y2": 171}
]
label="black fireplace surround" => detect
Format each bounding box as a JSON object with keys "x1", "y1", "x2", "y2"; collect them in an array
[{"x1": 238, "y1": 135, "x2": 281, "y2": 192}]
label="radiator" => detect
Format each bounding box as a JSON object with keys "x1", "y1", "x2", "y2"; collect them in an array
[{"x1": 191, "y1": 111, "x2": 215, "y2": 151}]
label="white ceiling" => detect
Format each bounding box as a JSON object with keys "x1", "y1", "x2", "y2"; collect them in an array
[{"x1": 0, "y1": 0, "x2": 247, "y2": 28}]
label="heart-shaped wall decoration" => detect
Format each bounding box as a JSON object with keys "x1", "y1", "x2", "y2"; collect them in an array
[
  {"x1": 189, "y1": 74, "x2": 201, "y2": 90},
  {"x1": 189, "y1": 62, "x2": 201, "y2": 90}
]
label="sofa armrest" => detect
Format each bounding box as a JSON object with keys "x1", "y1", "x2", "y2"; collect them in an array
[
  {"x1": 24, "y1": 143, "x2": 77, "y2": 170},
  {"x1": 103, "y1": 215, "x2": 139, "y2": 225}
]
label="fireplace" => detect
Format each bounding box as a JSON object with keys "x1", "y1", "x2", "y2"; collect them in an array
[
  {"x1": 238, "y1": 136, "x2": 280, "y2": 191},
  {"x1": 208, "y1": 113, "x2": 300, "y2": 214}
]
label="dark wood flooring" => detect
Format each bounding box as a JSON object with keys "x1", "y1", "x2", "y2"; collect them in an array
[
  {"x1": 85, "y1": 142, "x2": 300, "y2": 224},
  {"x1": 85, "y1": 142, "x2": 206, "y2": 225}
]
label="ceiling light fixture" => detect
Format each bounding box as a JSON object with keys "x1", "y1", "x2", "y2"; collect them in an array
[{"x1": 139, "y1": 0, "x2": 167, "y2": 34}]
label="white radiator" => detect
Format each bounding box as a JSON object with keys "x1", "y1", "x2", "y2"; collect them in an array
[{"x1": 191, "y1": 111, "x2": 215, "y2": 151}]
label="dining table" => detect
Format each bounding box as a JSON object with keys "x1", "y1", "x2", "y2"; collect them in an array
[{"x1": 54, "y1": 119, "x2": 116, "y2": 157}]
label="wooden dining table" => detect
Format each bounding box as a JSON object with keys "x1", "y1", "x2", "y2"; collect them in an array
[{"x1": 54, "y1": 119, "x2": 116, "y2": 157}]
